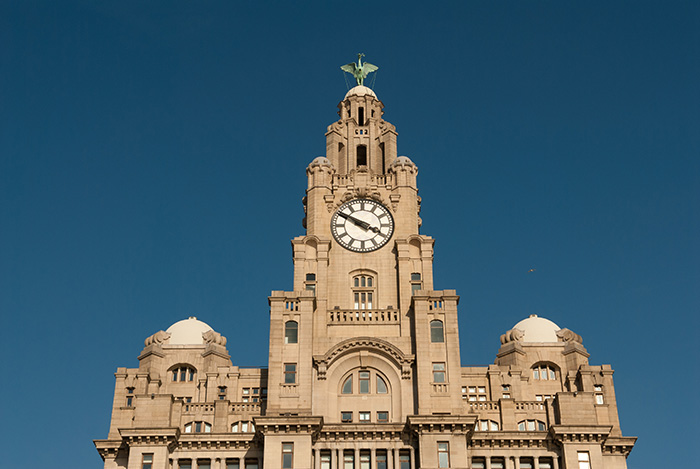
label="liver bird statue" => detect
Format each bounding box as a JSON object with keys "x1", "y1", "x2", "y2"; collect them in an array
[{"x1": 341, "y1": 53, "x2": 378, "y2": 87}]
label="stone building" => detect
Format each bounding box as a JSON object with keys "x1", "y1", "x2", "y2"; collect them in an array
[{"x1": 94, "y1": 82, "x2": 636, "y2": 469}]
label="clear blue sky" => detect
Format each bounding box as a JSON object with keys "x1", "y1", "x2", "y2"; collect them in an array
[{"x1": 0, "y1": 1, "x2": 697, "y2": 467}]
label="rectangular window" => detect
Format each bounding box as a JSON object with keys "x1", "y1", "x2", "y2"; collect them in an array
[
  {"x1": 126, "y1": 396, "x2": 133, "y2": 407},
  {"x1": 360, "y1": 451, "x2": 370, "y2": 469},
  {"x1": 245, "y1": 459, "x2": 259, "y2": 469},
  {"x1": 344, "y1": 450, "x2": 354, "y2": 469},
  {"x1": 577, "y1": 452, "x2": 591, "y2": 469},
  {"x1": 539, "y1": 458, "x2": 553, "y2": 469},
  {"x1": 433, "y1": 363, "x2": 446, "y2": 383},
  {"x1": 284, "y1": 364, "x2": 297, "y2": 384},
  {"x1": 437, "y1": 442, "x2": 450, "y2": 468},
  {"x1": 341, "y1": 411, "x2": 353, "y2": 422},
  {"x1": 359, "y1": 371, "x2": 370, "y2": 393},
  {"x1": 179, "y1": 460, "x2": 192, "y2": 469},
  {"x1": 502, "y1": 393, "x2": 510, "y2": 399},
  {"x1": 226, "y1": 459, "x2": 240, "y2": 469},
  {"x1": 359, "y1": 411, "x2": 370, "y2": 422},
  {"x1": 477, "y1": 386, "x2": 485, "y2": 393},
  {"x1": 142, "y1": 453, "x2": 153, "y2": 469},
  {"x1": 321, "y1": 452, "x2": 331, "y2": 469},
  {"x1": 376, "y1": 451, "x2": 387, "y2": 469},
  {"x1": 520, "y1": 458, "x2": 533, "y2": 469},
  {"x1": 399, "y1": 451, "x2": 410, "y2": 469},
  {"x1": 243, "y1": 388, "x2": 250, "y2": 395},
  {"x1": 198, "y1": 460, "x2": 211, "y2": 469},
  {"x1": 491, "y1": 458, "x2": 505, "y2": 469},
  {"x1": 471, "y1": 458, "x2": 485, "y2": 469},
  {"x1": 468, "y1": 386, "x2": 476, "y2": 393},
  {"x1": 377, "y1": 411, "x2": 389, "y2": 422},
  {"x1": 282, "y1": 443, "x2": 293, "y2": 469},
  {"x1": 595, "y1": 393, "x2": 604, "y2": 404}
]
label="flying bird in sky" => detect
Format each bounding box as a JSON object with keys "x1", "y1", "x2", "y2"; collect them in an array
[{"x1": 527, "y1": 269, "x2": 536, "y2": 273}]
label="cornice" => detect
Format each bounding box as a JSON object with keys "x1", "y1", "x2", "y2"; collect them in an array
[{"x1": 602, "y1": 436, "x2": 637, "y2": 457}]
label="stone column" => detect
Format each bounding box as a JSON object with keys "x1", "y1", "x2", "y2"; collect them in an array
[
  {"x1": 355, "y1": 449, "x2": 360, "y2": 469},
  {"x1": 315, "y1": 450, "x2": 321, "y2": 469},
  {"x1": 409, "y1": 448, "x2": 415, "y2": 469},
  {"x1": 387, "y1": 449, "x2": 393, "y2": 469},
  {"x1": 533, "y1": 458, "x2": 539, "y2": 469},
  {"x1": 485, "y1": 456, "x2": 491, "y2": 469},
  {"x1": 552, "y1": 458, "x2": 559, "y2": 469},
  {"x1": 370, "y1": 449, "x2": 376, "y2": 469}
]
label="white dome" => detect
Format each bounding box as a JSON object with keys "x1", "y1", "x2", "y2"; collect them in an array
[
  {"x1": 512, "y1": 315, "x2": 561, "y2": 343},
  {"x1": 166, "y1": 317, "x2": 213, "y2": 345},
  {"x1": 344, "y1": 85, "x2": 377, "y2": 99}
]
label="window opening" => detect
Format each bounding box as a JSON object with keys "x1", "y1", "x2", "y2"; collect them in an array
[
  {"x1": 282, "y1": 443, "x2": 293, "y2": 469},
  {"x1": 430, "y1": 320, "x2": 444, "y2": 342},
  {"x1": 399, "y1": 451, "x2": 410, "y2": 469},
  {"x1": 433, "y1": 363, "x2": 446, "y2": 383},
  {"x1": 357, "y1": 145, "x2": 367, "y2": 166},
  {"x1": 532, "y1": 364, "x2": 557, "y2": 380},
  {"x1": 245, "y1": 459, "x2": 259, "y2": 469},
  {"x1": 377, "y1": 411, "x2": 388, "y2": 422},
  {"x1": 360, "y1": 451, "x2": 370, "y2": 469},
  {"x1": 359, "y1": 371, "x2": 370, "y2": 393},
  {"x1": 284, "y1": 363, "x2": 297, "y2": 384},
  {"x1": 341, "y1": 411, "x2": 353, "y2": 422},
  {"x1": 437, "y1": 442, "x2": 450, "y2": 469},
  {"x1": 321, "y1": 452, "x2": 331, "y2": 469},
  {"x1": 142, "y1": 454, "x2": 153, "y2": 469},
  {"x1": 285, "y1": 321, "x2": 298, "y2": 344},
  {"x1": 353, "y1": 275, "x2": 374, "y2": 309},
  {"x1": 305, "y1": 273, "x2": 316, "y2": 294},
  {"x1": 376, "y1": 450, "x2": 387, "y2": 469},
  {"x1": 226, "y1": 459, "x2": 240, "y2": 469},
  {"x1": 376, "y1": 375, "x2": 388, "y2": 393},
  {"x1": 359, "y1": 411, "x2": 370, "y2": 422},
  {"x1": 344, "y1": 450, "x2": 354, "y2": 469},
  {"x1": 358, "y1": 107, "x2": 365, "y2": 125},
  {"x1": 342, "y1": 375, "x2": 353, "y2": 394},
  {"x1": 172, "y1": 366, "x2": 196, "y2": 382},
  {"x1": 577, "y1": 452, "x2": 591, "y2": 469},
  {"x1": 411, "y1": 273, "x2": 422, "y2": 295}
]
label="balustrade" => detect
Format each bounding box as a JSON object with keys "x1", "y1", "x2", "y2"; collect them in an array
[{"x1": 327, "y1": 309, "x2": 399, "y2": 324}]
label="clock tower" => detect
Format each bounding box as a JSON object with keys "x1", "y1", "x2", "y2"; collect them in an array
[{"x1": 262, "y1": 81, "x2": 468, "y2": 468}]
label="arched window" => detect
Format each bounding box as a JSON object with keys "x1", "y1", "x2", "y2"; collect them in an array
[
  {"x1": 232, "y1": 421, "x2": 255, "y2": 433},
  {"x1": 376, "y1": 375, "x2": 388, "y2": 394},
  {"x1": 171, "y1": 365, "x2": 196, "y2": 382},
  {"x1": 430, "y1": 320, "x2": 444, "y2": 343},
  {"x1": 532, "y1": 363, "x2": 557, "y2": 380},
  {"x1": 339, "y1": 369, "x2": 390, "y2": 395},
  {"x1": 184, "y1": 421, "x2": 211, "y2": 433},
  {"x1": 285, "y1": 321, "x2": 298, "y2": 344},
  {"x1": 352, "y1": 274, "x2": 374, "y2": 309},
  {"x1": 517, "y1": 420, "x2": 546, "y2": 431},
  {"x1": 342, "y1": 375, "x2": 353, "y2": 394},
  {"x1": 475, "y1": 420, "x2": 500, "y2": 431}
]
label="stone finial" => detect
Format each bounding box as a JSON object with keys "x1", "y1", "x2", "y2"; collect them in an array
[
  {"x1": 556, "y1": 328, "x2": 583, "y2": 344},
  {"x1": 144, "y1": 330, "x2": 171, "y2": 347},
  {"x1": 203, "y1": 330, "x2": 227, "y2": 346},
  {"x1": 500, "y1": 328, "x2": 524, "y2": 345}
]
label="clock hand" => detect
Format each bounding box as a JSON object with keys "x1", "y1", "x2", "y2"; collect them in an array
[{"x1": 338, "y1": 212, "x2": 380, "y2": 233}]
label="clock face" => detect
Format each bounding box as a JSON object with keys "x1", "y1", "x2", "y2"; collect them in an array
[{"x1": 331, "y1": 199, "x2": 394, "y2": 252}]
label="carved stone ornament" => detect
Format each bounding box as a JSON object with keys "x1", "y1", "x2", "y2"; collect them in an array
[
  {"x1": 144, "y1": 330, "x2": 171, "y2": 347},
  {"x1": 314, "y1": 337, "x2": 415, "y2": 380},
  {"x1": 499, "y1": 328, "x2": 524, "y2": 345},
  {"x1": 556, "y1": 328, "x2": 583, "y2": 344},
  {"x1": 203, "y1": 330, "x2": 227, "y2": 346}
]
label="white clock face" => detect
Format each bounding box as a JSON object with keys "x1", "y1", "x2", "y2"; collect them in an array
[{"x1": 331, "y1": 199, "x2": 394, "y2": 252}]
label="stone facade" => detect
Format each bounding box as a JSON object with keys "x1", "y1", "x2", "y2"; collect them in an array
[{"x1": 95, "y1": 85, "x2": 636, "y2": 469}]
